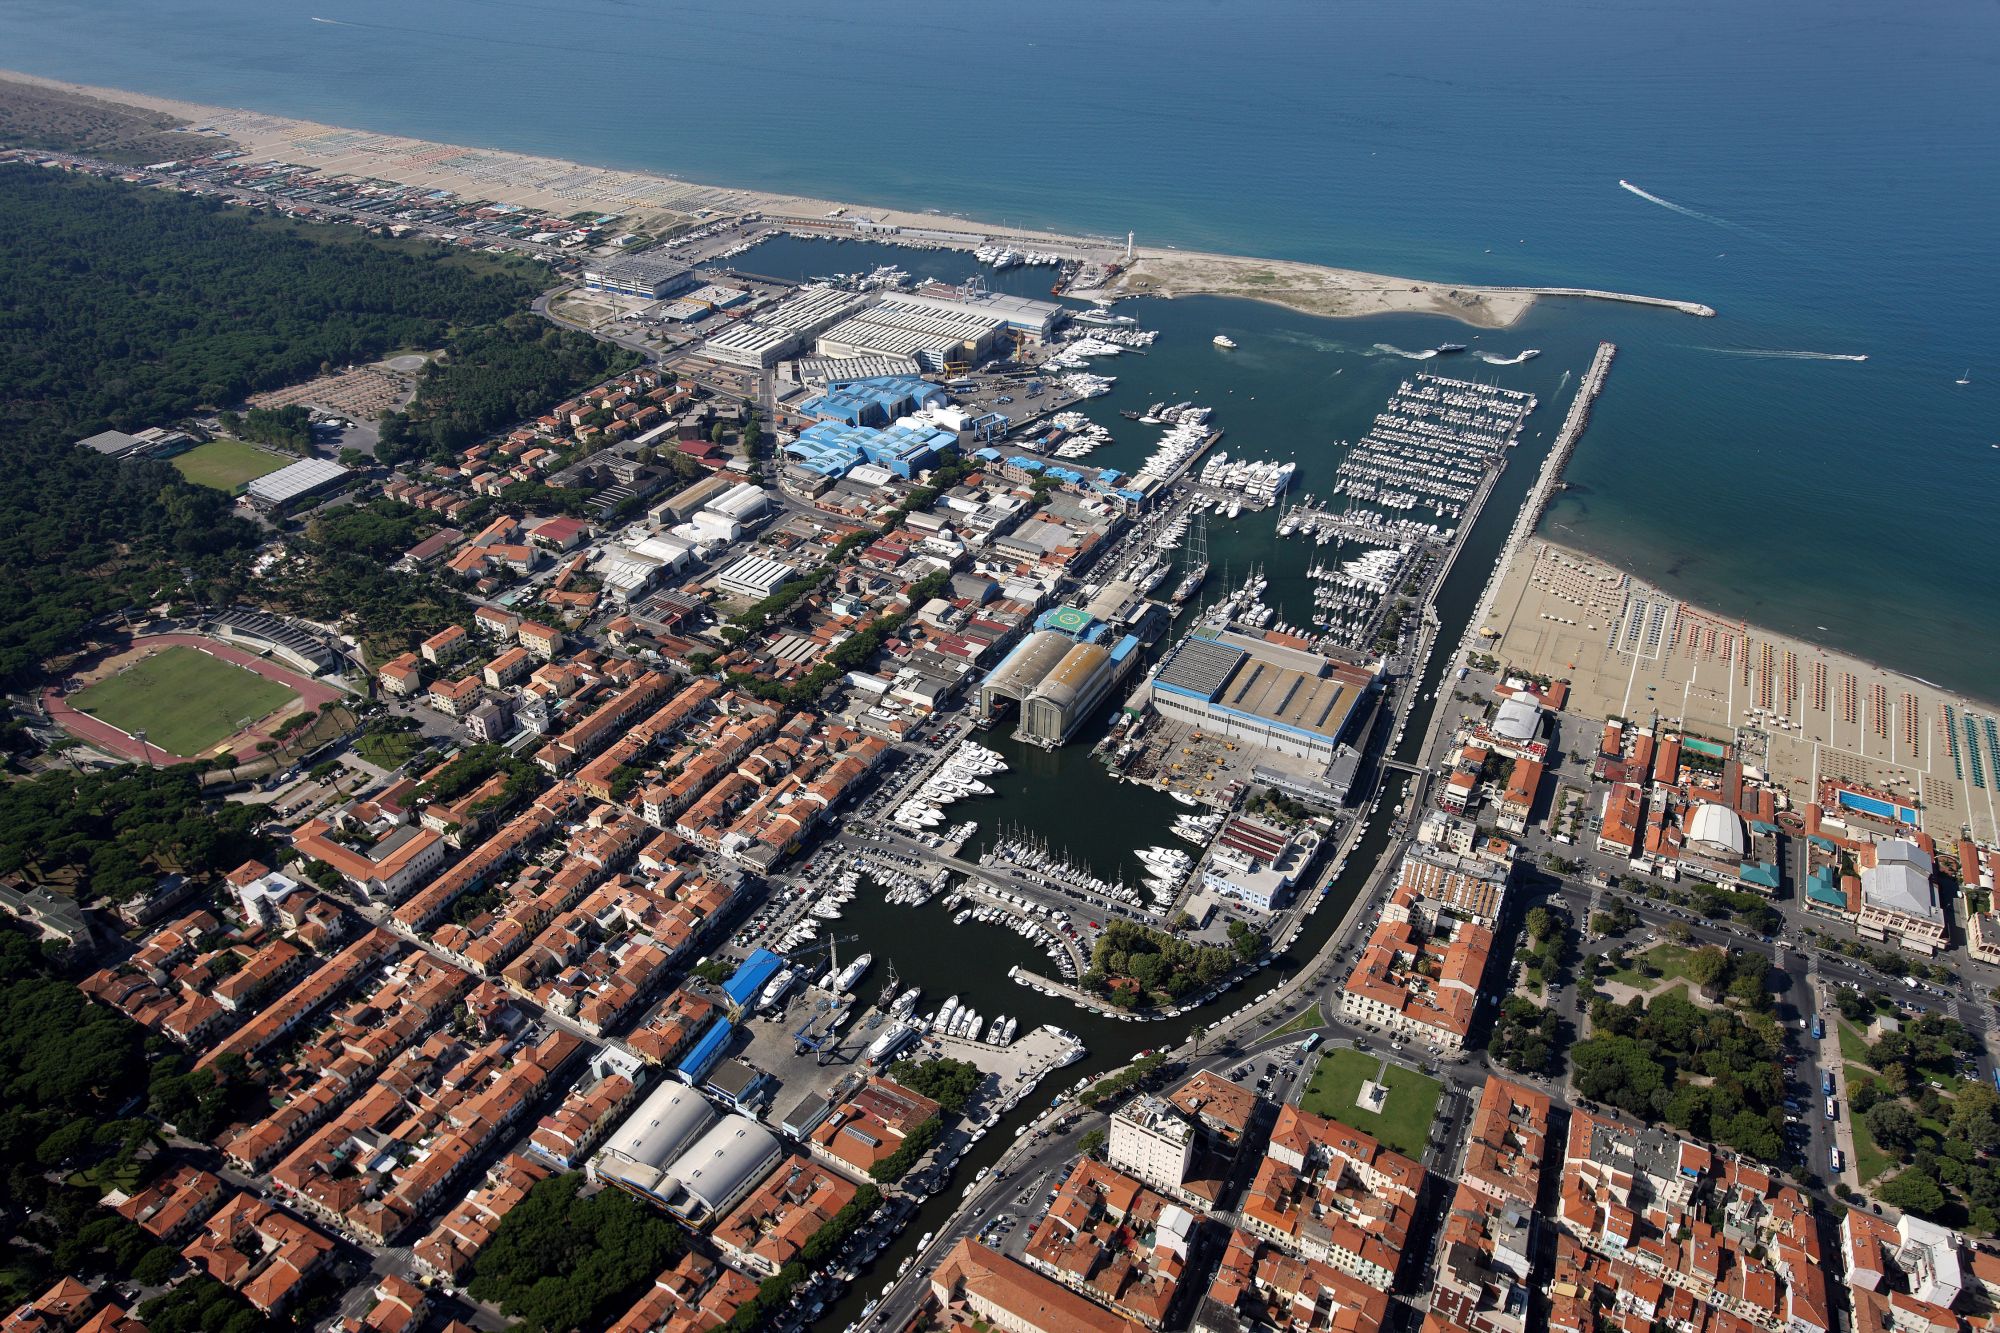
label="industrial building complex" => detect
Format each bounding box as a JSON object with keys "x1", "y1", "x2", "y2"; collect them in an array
[
  {"x1": 1134, "y1": 632, "x2": 1375, "y2": 768},
  {"x1": 978, "y1": 607, "x2": 1142, "y2": 748}
]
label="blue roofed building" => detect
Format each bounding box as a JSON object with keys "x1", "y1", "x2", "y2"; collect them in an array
[
  {"x1": 798, "y1": 376, "x2": 946, "y2": 428},
  {"x1": 723, "y1": 949, "x2": 783, "y2": 1009},
  {"x1": 676, "y1": 1018, "x2": 735, "y2": 1085},
  {"x1": 1805, "y1": 864, "x2": 1846, "y2": 914},
  {"x1": 783, "y1": 421, "x2": 957, "y2": 479}
]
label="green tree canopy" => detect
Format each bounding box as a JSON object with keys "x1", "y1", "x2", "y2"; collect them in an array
[{"x1": 468, "y1": 1173, "x2": 685, "y2": 1333}]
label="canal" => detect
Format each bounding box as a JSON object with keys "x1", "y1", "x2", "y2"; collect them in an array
[{"x1": 736, "y1": 234, "x2": 1595, "y2": 1331}]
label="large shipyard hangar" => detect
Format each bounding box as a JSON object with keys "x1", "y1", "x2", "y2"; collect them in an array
[
  {"x1": 1139, "y1": 631, "x2": 1375, "y2": 766},
  {"x1": 978, "y1": 625, "x2": 1139, "y2": 748}
]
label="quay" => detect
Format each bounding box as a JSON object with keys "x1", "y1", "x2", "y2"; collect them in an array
[
  {"x1": 1528, "y1": 340, "x2": 1617, "y2": 529},
  {"x1": 1465, "y1": 340, "x2": 1618, "y2": 646},
  {"x1": 952, "y1": 880, "x2": 1091, "y2": 977}
]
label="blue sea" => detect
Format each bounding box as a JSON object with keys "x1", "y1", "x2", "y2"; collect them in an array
[{"x1": 4, "y1": 0, "x2": 1997, "y2": 694}]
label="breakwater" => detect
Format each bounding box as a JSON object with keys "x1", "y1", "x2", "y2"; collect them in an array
[
  {"x1": 1492, "y1": 286, "x2": 1716, "y2": 317},
  {"x1": 1464, "y1": 340, "x2": 1617, "y2": 648}
]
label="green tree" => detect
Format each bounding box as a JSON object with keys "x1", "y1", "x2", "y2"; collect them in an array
[
  {"x1": 1867, "y1": 1100, "x2": 1921, "y2": 1154},
  {"x1": 886, "y1": 1057, "x2": 982, "y2": 1113},
  {"x1": 1953, "y1": 1084, "x2": 2000, "y2": 1153},
  {"x1": 1686, "y1": 946, "x2": 1730, "y2": 994},
  {"x1": 1880, "y1": 1169, "x2": 1948, "y2": 1218}
]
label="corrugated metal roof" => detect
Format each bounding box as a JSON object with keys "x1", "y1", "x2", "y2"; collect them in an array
[{"x1": 722, "y1": 949, "x2": 783, "y2": 1006}]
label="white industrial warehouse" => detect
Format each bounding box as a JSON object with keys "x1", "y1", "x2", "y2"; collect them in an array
[{"x1": 589, "y1": 1082, "x2": 785, "y2": 1224}]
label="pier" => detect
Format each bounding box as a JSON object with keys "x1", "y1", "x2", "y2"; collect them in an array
[
  {"x1": 1464, "y1": 340, "x2": 1616, "y2": 650},
  {"x1": 1494, "y1": 286, "x2": 1716, "y2": 318},
  {"x1": 1526, "y1": 341, "x2": 1616, "y2": 531}
]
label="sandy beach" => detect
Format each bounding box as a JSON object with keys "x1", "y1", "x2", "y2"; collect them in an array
[
  {"x1": 1480, "y1": 535, "x2": 2000, "y2": 846},
  {"x1": 0, "y1": 69, "x2": 1716, "y2": 332}
]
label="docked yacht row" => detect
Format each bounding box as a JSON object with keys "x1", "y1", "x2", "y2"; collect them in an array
[
  {"x1": 980, "y1": 832, "x2": 1153, "y2": 912},
  {"x1": 854, "y1": 854, "x2": 951, "y2": 906},
  {"x1": 1171, "y1": 808, "x2": 1226, "y2": 845},
  {"x1": 1195, "y1": 451, "x2": 1297, "y2": 507},
  {"x1": 1044, "y1": 410, "x2": 1115, "y2": 460},
  {"x1": 1129, "y1": 400, "x2": 1213, "y2": 427},
  {"x1": 1055, "y1": 370, "x2": 1116, "y2": 399},
  {"x1": 1131, "y1": 416, "x2": 1220, "y2": 489},
  {"x1": 973, "y1": 245, "x2": 1062, "y2": 269},
  {"x1": 1135, "y1": 843, "x2": 1195, "y2": 902},
  {"x1": 944, "y1": 889, "x2": 1081, "y2": 980},
  {"x1": 1278, "y1": 495, "x2": 1461, "y2": 547},
  {"x1": 891, "y1": 739, "x2": 1008, "y2": 832},
  {"x1": 918, "y1": 991, "x2": 1022, "y2": 1046}
]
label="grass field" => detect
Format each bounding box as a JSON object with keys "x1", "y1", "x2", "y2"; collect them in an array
[
  {"x1": 171, "y1": 438, "x2": 290, "y2": 491},
  {"x1": 1268, "y1": 1007, "x2": 1325, "y2": 1040},
  {"x1": 1838, "y1": 1019, "x2": 1873, "y2": 1065},
  {"x1": 70, "y1": 646, "x2": 297, "y2": 756},
  {"x1": 1846, "y1": 1100, "x2": 1892, "y2": 1182},
  {"x1": 354, "y1": 727, "x2": 424, "y2": 771},
  {"x1": 1299, "y1": 1048, "x2": 1443, "y2": 1157},
  {"x1": 1608, "y1": 942, "x2": 1700, "y2": 990}
]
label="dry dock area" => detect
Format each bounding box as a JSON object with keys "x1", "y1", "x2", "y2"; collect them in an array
[
  {"x1": 1480, "y1": 535, "x2": 2000, "y2": 846},
  {"x1": 735, "y1": 994, "x2": 1081, "y2": 1119}
]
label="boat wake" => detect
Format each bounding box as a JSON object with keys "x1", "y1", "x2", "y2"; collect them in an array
[
  {"x1": 1476, "y1": 349, "x2": 1540, "y2": 366},
  {"x1": 309, "y1": 15, "x2": 349, "y2": 23},
  {"x1": 1372, "y1": 343, "x2": 1438, "y2": 361},
  {"x1": 1618, "y1": 178, "x2": 1745, "y2": 231},
  {"x1": 1693, "y1": 346, "x2": 1868, "y2": 363},
  {"x1": 1268, "y1": 331, "x2": 1345, "y2": 355}
]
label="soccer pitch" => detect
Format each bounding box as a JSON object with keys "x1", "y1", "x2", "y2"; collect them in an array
[
  {"x1": 70, "y1": 646, "x2": 298, "y2": 757},
  {"x1": 172, "y1": 439, "x2": 290, "y2": 492}
]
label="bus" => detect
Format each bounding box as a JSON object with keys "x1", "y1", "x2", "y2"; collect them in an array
[
  {"x1": 1811, "y1": 1015, "x2": 1824, "y2": 1040},
  {"x1": 1301, "y1": 1033, "x2": 1323, "y2": 1054},
  {"x1": 1822, "y1": 1070, "x2": 1835, "y2": 1096}
]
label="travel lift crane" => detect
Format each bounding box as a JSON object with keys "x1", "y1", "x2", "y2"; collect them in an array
[{"x1": 784, "y1": 931, "x2": 864, "y2": 1064}]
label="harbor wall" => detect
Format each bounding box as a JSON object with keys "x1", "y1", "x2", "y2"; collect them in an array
[
  {"x1": 1487, "y1": 287, "x2": 1716, "y2": 317},
  {"x1": 1464, "y1": 340, "x2": 1618, "y2": 649}
]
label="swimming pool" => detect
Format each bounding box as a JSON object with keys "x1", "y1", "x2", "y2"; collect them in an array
[{"x1": 1834, "y1": 788, "x2": 1917, "y2": 825}]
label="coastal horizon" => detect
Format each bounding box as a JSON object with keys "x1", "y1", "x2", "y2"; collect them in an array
[
  {"x1": 0, "y1": 68, "x2": 1720, "y2": 333},
  {"x1": 10, "y1": 61, "x2": 1995, "y2": 701},
  {"x1": 10, "y1": 8, "x2": 2000, "y2": 1332}
]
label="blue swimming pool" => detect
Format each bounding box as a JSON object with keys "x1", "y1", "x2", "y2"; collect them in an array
[{"x1": 1835, "y1": 789, "x2": 1917, "y2": 824}]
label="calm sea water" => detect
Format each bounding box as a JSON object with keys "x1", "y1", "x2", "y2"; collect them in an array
[{"x1": 4, "y1": 0, "x2": 1997, "y2": 695}]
